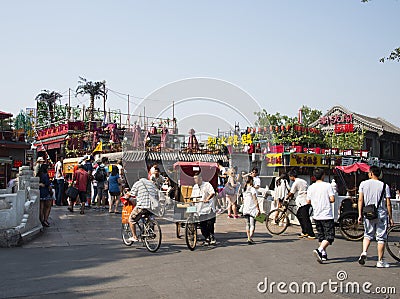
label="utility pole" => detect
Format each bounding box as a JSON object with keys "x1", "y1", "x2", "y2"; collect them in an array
[
  {"x1": 68, "y1": 88, "x2": 71, "y2": 120},
  {"x1": 127, "y1": 94, "x2": 130, "y2": 129},
  {"x1": 103, "y1": 80, "x2": 107, "y2": 122}
]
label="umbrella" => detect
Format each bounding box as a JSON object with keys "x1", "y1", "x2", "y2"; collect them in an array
[{"x1": 335, "y1": 162, "x2": 370, "y2": 174}]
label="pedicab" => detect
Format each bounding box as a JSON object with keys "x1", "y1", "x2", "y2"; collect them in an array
[
  {"x1": 335, "y1": 162, "x2": 370, "y2": 241},
  {"x1": 172, "y1": 161, "x2": 219, "y2": 250}
]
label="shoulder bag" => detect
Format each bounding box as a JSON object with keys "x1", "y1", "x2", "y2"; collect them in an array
[{"x1": 362, "y1": 183, "x2": 386, "y2": 220}]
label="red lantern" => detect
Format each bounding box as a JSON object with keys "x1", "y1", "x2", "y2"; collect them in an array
[
  {"x1": 275, "y1": 126, "x2": 279, "y2": 132},
  {"x1": 286, "y1": 125, "x2": 291, "y2": 131},
  {"x1": 264, "y1": 127, "x2": 267, "y2": 132},
  {"x1": 281, "y1": 125, "x2": 285, "y2": 131},
  {"x1": 270, "y1": 125, "x2": 273, "y2": 132}
]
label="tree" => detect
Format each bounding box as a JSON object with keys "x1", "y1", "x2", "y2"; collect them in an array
[
  {"x1": 13, "y1": 110, "x2": 34, "y2": 142},
  {"x1": 299, "y1": 105, "x2": 322, "y2": 126},
  {"x1": 75, "y1": 77, "x2": 106, "y2": 123},
  {"x1": 362, "y1": 0, "x2": 399, "y2": 63},
  {"x1": 35, "y1": 90, "x2": 63, "y2": 125}
]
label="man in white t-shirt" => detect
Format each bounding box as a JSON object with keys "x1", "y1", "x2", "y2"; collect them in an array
[
  {"x1": 251, "y1": 168, "x2": 261, "y2": 190},
  {"x1": 357, "y1": 166, "x2": 393, "y2": 268},
  {"x1": 306, "y1": 168, "x2": 335, "y2": 263},
  {"x1": 192, "y1": 173, "x2": 216, "y2": 245},
  {"x1": 287, "y1": 170, "x2": 316, "y2": 239},
  {"x1": 54, "y1": 156, "x2": 64, "y2": 206}
]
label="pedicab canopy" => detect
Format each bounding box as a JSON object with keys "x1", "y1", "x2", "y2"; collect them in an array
[
  {"x1": 335, "y1": 162, "x2": 370, "y2": 174},
  {"x1": 173, "y1": 161, "x2": 219, "y2": 190}
]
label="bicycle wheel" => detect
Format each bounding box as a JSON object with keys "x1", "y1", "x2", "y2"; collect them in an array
[
  {"x1": 185, "y1": 215, "x2": 198, "y2": 251},
  {"x1": 143, "y1": 218, "x2": 162, "y2": 252},
  {"x1": 266, "y1": 209, "x2": 289, "y2": 235},
  {"x1": 339, "y1": 211, "x2": 364, "y2": 241},
  {"x1": 386, "y1": 225, "x2": 400, "y2": 262},
  {"x1": 121, "y1": 223, "x2": 133, "y2": 246}
]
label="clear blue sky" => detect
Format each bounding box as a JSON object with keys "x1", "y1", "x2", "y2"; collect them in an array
[{"x1": 1, "y1": 1, "x2": 399, "y2": 129}]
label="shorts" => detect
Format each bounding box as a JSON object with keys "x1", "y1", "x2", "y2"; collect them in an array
[
  {"x1": 129, "y1": 206, "x2": 145, "y2": 224},
  {"x1": 314, "y1": 219, "x2": 335, "y2": 245},
  {"x1": 363, "y1": 215, "x2": 388, "y2": 243},
  {"x1": 78, "y1": 191, "x2": 87, "y2": 203}
]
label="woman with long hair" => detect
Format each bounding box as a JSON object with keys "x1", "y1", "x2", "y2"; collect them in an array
[
  {"x1": 226, "y1": 168, "x2": 240, "y2": 218},
  {"x1": 108, "y1": 165, "x2": 122, "y2": 213},
  {"x1": 242, "y1": 176, "x2": 260, "y2": 244},
  {"x1": 38, "y1": 163, "x2": 53, "y2": 227}
]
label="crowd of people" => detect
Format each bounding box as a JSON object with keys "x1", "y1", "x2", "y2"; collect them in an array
[{"x1": 33, "y1": 155, "x2": 395, "y2": 268}]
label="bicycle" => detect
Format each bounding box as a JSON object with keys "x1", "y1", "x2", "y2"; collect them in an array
[
  {"x1": 179, "y1": 196, "x2": 203, "y2": 251},
  {"x1": 337, "y1": 197, "x2": 364, "y2": 241},
  {"x1": 266, "y1": 199, "x2": 298, "y2": 235},
  {"x1": 386, "y1": 223, "x2": 400, "y2": 262},
  {"x1": 121, "y1": 203, "x2": 162, "y2": 253}
]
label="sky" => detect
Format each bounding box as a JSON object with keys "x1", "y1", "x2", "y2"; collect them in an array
[{"x1": 0, "y1": 1, "x2": 399, "y2": 133}]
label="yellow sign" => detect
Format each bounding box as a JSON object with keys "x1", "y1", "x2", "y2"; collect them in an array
[
  {"x1": 290, "y1": 153, "x2": 327, "y2": 168},
  {"x1": 266, "y1": 153, "x2": 283, "y2": 167}
]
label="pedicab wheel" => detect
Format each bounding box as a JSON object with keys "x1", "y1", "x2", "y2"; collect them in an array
[
  {"x1": 266, "y1": 209, "x2": 289, "y2": 235},
  {"x1": 185, "y1": 216, "x2": 197, "y2": 251},
  {"x1": 143, "y1": 218, "x2": 162, "y2": 252},
  {"x1": 339, "y1": 211, "x2": 364, "y2": 241},
  {"x1": 386, "y1": 224, "x2": 400, "y2": 262},
  {"x1": 121, "y1": 223, "x2": 133, "y2": 246}
]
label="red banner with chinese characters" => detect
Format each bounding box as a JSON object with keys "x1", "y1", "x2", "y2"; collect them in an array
[{"x1": 334, "y1": 124, "x2": 354, "y2": 134}]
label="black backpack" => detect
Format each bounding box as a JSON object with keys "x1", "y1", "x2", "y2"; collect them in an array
[{"x1": 95, "y1": 167, "x2": 106, "y2": 182}]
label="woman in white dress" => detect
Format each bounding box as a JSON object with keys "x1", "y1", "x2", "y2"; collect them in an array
[{"x1": 242, "y1": 176, "x2": 260, "y2": 244}]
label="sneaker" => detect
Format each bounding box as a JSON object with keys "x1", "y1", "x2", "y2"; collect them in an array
[
  {"x1": 322, "y1": 254, "x2": 328, "y2": 261},
  {"x1": 127, "y1": 237, "x2": 138, "y2": 242},
  {"x1": 201, "y1": 239, "x2": 210, "y2": 246},
  {"x1": 376, "y1": 259, "x2": 390, "y2": 268},
  {"x1": 307, "y1": 235, "x2": 316, "y2": 240},
  {"x1": 298, "y1": 233, "x2": 308, "y2": 238},
  {"x1": 358, "y1": 252, "x2": 367, "y2": 266},
  {"x1": 210, "y1": 236, "x2": 216, "y2": 245},
  {"x1": 313, "y1": 249, "x2": 323, "y2": 264}
]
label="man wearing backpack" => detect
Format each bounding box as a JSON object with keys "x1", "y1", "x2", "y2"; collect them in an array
[{"x1": 94, "y1": 157, "x2": 109, "y2": 210}]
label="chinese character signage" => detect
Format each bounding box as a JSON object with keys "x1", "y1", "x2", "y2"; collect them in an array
[
  {"x1": 266, "y1": 153, "x2": 283, "y2": 166},
  {"x1": 319, "y1": 113, "x2": 353, "y2": 126},
  {"x1": 290, "y1": 153, "x2": 327, "y2": 168},
  {"x1": 207, "y1": 134, "x2": 251, "y2": 147},
  {"x1": 334, "y1": 124, "x2": 354, "y2": 134}
]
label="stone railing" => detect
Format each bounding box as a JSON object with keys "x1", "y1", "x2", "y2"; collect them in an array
[{"x1": 0, "y1": 166, "x2": 42, "y2": 247}]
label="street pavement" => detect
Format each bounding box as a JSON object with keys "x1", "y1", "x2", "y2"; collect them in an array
[{"x1": 1, "y1": 205, "x2": 399, "y2": 299}]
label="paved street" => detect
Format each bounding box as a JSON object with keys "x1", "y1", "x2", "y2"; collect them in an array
[{"x1": 1, "y1": 206, "x2": 399, "y2": 299}]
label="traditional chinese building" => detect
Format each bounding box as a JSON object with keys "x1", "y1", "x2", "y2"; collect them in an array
[{"x1": 311, "y1": 105, "x2": 400, "y2": 191}]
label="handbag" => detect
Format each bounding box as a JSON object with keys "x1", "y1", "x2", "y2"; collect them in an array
[
  {"x1": 66, "y1": 185, "x2": 79, "y2": 200},
  {"x1": 224, "y1": 183, "x2": 236, "y2": 196},
  {"x1": 255, "y1": 213, "x2": 266, "y2": 223},
  {"x1": 362, "y1": 183, "x2": 386, "y2": 220}
]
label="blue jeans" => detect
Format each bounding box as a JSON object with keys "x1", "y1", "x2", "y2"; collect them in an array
[{"x1": 55, "y1": 179, "x2": 64, "y2": 206}]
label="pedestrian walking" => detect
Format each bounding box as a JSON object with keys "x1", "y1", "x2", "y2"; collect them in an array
[
  {"x1": 192, "y1": 173, "x2": 217, "y2": 245},
  {"x1": 242, "y1": 176, "x2": 260, "y2": 245},
  {"x1": 306, "y1": 168, "x2": 335, "y2": 263},
  {"x1": 54, "y1": 156, "x2": 64, "y2": 206},
  {"x1": 34, "y1": 156, "x2": 45, "y2": 177},
  {"x1": 225, "y1": 168, "x2": 240, "y2": 218},
  {"x1": 94, "y1": 157, "x2": 109, "y2": 210},
  {"x1": 287, "y1": 170, "x2": 316, "y2": 239},
  {"x1": 38, "y1": 163, "x2": 53, "y2": 227},
  {"x1": 72, "y1": 164, "x2": 89, "y2": 214},
  {"x1": 216, "y1": 159, "x2": 227, "y2": 212},
  {"x1": 108, "y1": 165, "x2": 122, "y2": 213},
  {"x1": 357, "y1": 166, "x2": 394, "y2": 268}
]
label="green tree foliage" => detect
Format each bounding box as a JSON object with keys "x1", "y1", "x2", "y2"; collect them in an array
[
  {"x1": 324, "y1": 130, "x2": 365, "y2": 150},
  {"x1": 35, "y1": 90, "x2": 63, "y2": 126},
  {"x1": 299, "y1": 105, "x2": 322, "y2": 126},
  {"x1": 76, "y1": 77, "x2": 106, "y2": 123}
]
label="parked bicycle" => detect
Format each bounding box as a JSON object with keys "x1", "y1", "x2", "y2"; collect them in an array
[
  {"x1": 265, "y1": 198, "x2": 364, "y2": 241},
  {"x1": 386, "y1": 223, "x2": 400, "y2": 263}
]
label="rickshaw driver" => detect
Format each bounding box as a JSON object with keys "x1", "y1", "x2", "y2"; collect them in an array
[
  {"x1": 192, "y1": 173, "x2": 217, "y2": 245},
  {"x1": 127, "y1": 178, "x2": 159, "y2": 242}
]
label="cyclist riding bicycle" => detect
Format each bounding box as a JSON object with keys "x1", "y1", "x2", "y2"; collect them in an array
[{"x1": 128, "y1": 178, "x2": 159, "y2": 242}]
